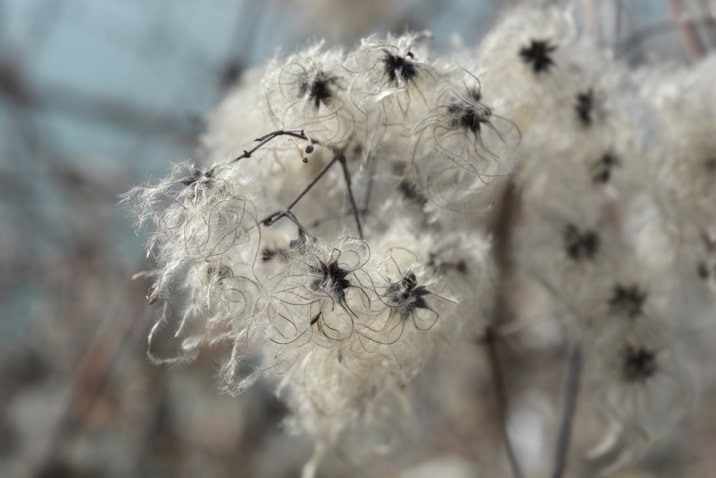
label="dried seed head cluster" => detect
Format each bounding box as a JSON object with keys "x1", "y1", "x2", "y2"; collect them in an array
[
  {"x1": 493, "y1": 7, "x2": 712, "y2": 469},
  {"x1": 125, "y1": 6, "x2": 716, "y2": 477}
]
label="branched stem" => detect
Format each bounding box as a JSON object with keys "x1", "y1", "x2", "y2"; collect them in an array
[
  {"x1": 307, "y1": 156, "x2": 374, "y2": 230},
  {"x1": 259, "y1": 155, "x2": 339, "y2": 229},
  {"x1": 262, "y1": 209, "x2": 313, "y2": 238},
  {"x1": 232, "y1": 129, "x2": 315, "y2": 162},
  {"x1": 240, "y1": 128, "x2": 364, "y2": 238},
  {"x1": 259, "y1": 151, "x2": 364, "y2": 239}
]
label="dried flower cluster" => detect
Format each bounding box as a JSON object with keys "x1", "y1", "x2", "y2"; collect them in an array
[{"x1": 125, "y1": 6, "x2": 716, "y2": 477}]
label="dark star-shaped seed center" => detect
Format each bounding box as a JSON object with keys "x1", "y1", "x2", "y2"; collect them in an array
[
  {"x1": 519, "y1": 39, "x2": 557, "y2": 73},
  {"x1": 386, "y1": 272, "x2": 431, "y2": 320},
  {"x1": 622, "y1": 345, "x2": 658, "y2": 383},
  {"x1": 382, "y1": 50, "x2": 418, "y2": 85},
  {"x1": 298, "y1": 70, "x2": 339, "y2": 110}
]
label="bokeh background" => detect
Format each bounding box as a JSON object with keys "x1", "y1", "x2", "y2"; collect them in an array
[{"x1": 1, "y1": 1, "x2": 715, "y2": 477}]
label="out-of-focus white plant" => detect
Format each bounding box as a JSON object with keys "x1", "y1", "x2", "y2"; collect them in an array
[{"x1": 124, "y1": 4, "x2": 716, "y2": 477}]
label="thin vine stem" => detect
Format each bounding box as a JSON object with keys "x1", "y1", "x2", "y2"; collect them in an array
[
  {"x1": 551, "y1": 342, "x2": 583, "y2": 478},
  {"x1": 484, "y1": 325, "x2": 524, "y2": 478},
  {"x1": 232, "y1": 129, "x2": 315, "y2": 162}
]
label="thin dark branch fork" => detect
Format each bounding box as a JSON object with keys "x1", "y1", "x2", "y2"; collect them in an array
[
  {"x1": 233, "y1": 128, "x2": 364, "y2": 238},
  {"x1": 232, "y1": 129, "x2": 315, "y2": 162},
  {"x1": 259, "y1": 151, "x2": 364, "y2": 239},
  {"x1": 261, "y1": 209, "x2": 313, "y2": 239}
]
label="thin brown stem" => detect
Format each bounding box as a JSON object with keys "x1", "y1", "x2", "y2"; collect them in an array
[
  {"x1": 616, "y1": 15, "x2": 716, "y2": 59},
  {"x1": 551, "y1": 342, "x2": 583, "y2": 478},
  {"x1": 258, "y1": 145, "x2": 363, "y2": 239},
  {"x1": 484, "y1": 326, "x2": 523, "y2": 478},
  {"x1": 362, "y1": 156, "x2": 377, "y2": 214},
  {"x1": 232, "y1": 129, "x2": 315, "y2": 162},
  {"x1": 240, "y1": 127, "x2": 364, "y2": 238},
  {"x1": 482, "y1": 179, "x2": 523, "y2": 478},
  {"x1": 307, "y1": 208, "x2": 369, "y2": 229},
  {"x1": 667, "y1": 0, "x2": 705, "y2": 61},
  {"x1": 259, "y1": 155, "x2": 339, "y2": 227},
  {"x1": 580, "y1": 0, "x2": 599, "y2": 41},
  {"x1": 337, "y1": 153, "x2": 364, "y2": 239}
]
